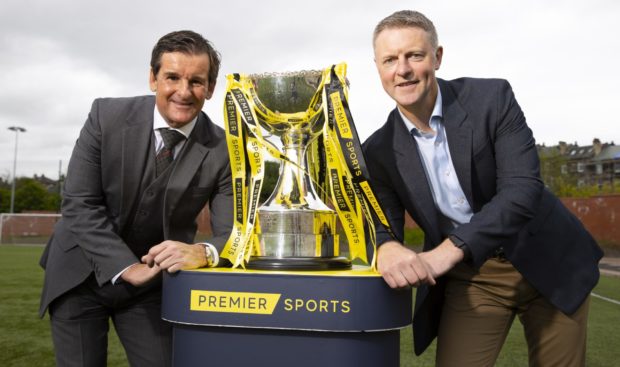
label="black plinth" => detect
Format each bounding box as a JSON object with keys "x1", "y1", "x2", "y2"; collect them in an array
[
  {"x1": 162, "y1": 266, "x2": 412, "y2": 367},
  {"x1": 246, "y1": 255, "x2": 351, "y2": 270}
]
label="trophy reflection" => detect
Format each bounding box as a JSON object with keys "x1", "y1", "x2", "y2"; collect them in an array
[{"x1": 248, "y1": 71, "x2": 351, "y2": 270}]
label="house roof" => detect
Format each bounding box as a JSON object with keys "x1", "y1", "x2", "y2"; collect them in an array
[
  {"x1": 566, "y1": 145, "x2": 595, "y2": 160},
  {"x1": 592, "y1": 145, "x2": 620, "y2": 161}
]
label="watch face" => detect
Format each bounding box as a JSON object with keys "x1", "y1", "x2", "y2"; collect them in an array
[{"x1": 204, "y1": 245, "x2": 214, "y2": 266}]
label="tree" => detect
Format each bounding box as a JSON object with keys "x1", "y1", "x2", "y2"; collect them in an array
[
  {"x1": 5, "y1": 178, "x2": 59, "y2": 213},
  {"x1": 0, "y1": 187, "x2": 10, "y2": 213},
  {"x1": 538, "y1": 148, "x2": 614, "y2": 197}
]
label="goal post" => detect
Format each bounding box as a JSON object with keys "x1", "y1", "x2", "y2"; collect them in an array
[{"x1": 0, "y1": 213, "x2": 61, "y2": 245}]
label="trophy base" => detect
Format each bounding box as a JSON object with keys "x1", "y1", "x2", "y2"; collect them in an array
[{"x1": 246, "y1": 256, "x2": 351, "y2": 271}]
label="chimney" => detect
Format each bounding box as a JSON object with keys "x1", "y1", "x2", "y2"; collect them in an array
[
  {"x1": 593, "y1": 138, "x2": 602, "y2": 156},
  {"x1": 559, "y1": 141, "x2": 568, "y2": 155}
]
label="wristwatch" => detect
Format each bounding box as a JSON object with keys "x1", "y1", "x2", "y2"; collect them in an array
[
  {"x1": 202, "y1": 243, "x2": 215, "y2": 267},
  {"x1": 449, "y1": 235, "x2": 472, "y2": 262}
]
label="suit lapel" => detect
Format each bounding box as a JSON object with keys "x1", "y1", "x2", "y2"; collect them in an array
[
  {"x1": 120, "y1": 98, "x2": 155, "y2": 229},
  {"x1": 439, "y1": 79, "x2": 474, "y2": 208},
  {"x1": 162, "y1": 112, "x2": 211, "y2": 236},
  {"x1": 391, "y1": 111, "x2": 440, "y2": 241}
]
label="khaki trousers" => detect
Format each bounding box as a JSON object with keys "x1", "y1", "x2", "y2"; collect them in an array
[{"x1": 436, "y1": 258, "x2": 590, "y2": 367}]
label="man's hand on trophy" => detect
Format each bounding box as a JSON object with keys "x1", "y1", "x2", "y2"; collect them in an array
[
  {"x1": 377, "y1": 241, "x2": 436, "y2": 289},
  {"x1": 142, "y1": 240, "x2": 209, "y2": 273}
]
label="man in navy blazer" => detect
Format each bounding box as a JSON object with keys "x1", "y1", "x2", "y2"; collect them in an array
[
  {"x1": 39, "y1": 31, "x2": 232, "y2": 366},
  {"x1": 363, "y1": 10, "x2": 602, "y2": 366}
]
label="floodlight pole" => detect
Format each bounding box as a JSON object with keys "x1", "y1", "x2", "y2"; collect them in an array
[{"x1": 8, "y1": 126, "x2": 26, "y2": 213}]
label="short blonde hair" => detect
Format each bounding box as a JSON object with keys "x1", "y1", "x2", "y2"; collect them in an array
[{"x1": 373, "y1": 10, "x2": 439, "y2": 50}]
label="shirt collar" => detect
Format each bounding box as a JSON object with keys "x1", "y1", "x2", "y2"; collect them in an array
[
  {"x1": 399, "y1": 84, "x2": 443, "y2": 134},
  {"x1": 152, "y1": 106, "x2": 197, "y2": 139}
]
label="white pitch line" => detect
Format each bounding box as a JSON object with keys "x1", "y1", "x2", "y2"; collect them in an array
[{"x1": 592, "y1": 292, "x2": 620, "y2": 306}]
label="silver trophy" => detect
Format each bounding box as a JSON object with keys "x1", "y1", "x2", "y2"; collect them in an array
[{"x1": 247, "y1": 71, "x2": 350, "y2": 270}]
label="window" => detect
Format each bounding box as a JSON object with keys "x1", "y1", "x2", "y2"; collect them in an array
[
  {"x1": 561, "y1": 164, "x2": 567, "y2": 174},
  {"x1": 596, "y1": 163, "x2": 603, "y2": 175},
  {"x1": 577, "y1": 162, "x2": 585, "y2": 173}
]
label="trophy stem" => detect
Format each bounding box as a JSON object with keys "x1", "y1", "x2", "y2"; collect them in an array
[
  {"x1": 251, "y1": 129, "x2": 350, "y2": 270},
  {"x1": 262, "y1": 129, "x2": 326, "y2": 210}
]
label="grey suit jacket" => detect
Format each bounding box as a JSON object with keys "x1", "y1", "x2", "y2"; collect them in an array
[
  {"x1": 363, "y1": 78, "x2": 603, "y2": 355},
  {"x1": 39, "y1": 95, "x2": 233, "y2": 316}
]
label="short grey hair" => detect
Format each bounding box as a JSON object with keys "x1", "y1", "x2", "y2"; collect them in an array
[{"x1": 373, "y1": 10, "x2": 439, "y2": 49}]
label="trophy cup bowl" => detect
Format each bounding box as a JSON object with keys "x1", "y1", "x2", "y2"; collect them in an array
[{"x1": 247, "y1": 71, "x2": 351, "y2": 270}]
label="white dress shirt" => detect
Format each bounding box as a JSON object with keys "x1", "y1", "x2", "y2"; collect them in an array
[{"x1": 152, "y1": 106, "x2": 196, "y2": 156}]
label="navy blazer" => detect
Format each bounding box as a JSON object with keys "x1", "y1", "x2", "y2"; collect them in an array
[{"x1": 363, "y1": 78, "x2": 602, "y2": 355}]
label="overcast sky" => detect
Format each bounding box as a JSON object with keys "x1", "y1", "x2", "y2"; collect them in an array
[{"x1": 1, "y1": 0, "x2": 618, "y2": 179}]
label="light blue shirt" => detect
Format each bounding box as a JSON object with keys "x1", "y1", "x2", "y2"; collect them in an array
[{"x1": 398, "y1": 88, "x2": 473, "y2": 234}]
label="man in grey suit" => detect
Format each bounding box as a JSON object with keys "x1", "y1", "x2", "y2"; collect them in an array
[
  {"x1": 363, "y1": 10, "x2": 603, "y2": 366},
  {"x1": 39, "y1": 30, "x2": 232, "y2": 367}
]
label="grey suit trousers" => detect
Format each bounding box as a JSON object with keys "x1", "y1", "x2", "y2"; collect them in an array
[{"x1": 49, "y1": 275, "x2": 171, "y2": 367}]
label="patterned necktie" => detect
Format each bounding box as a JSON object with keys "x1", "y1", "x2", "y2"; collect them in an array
[{"x1": 156, "y1": 128, "x2": 186, "y2": 176}]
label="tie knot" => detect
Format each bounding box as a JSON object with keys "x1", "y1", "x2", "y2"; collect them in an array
[{"x1": 159, "y1": 128, "x2": 186, "y2": 149}]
